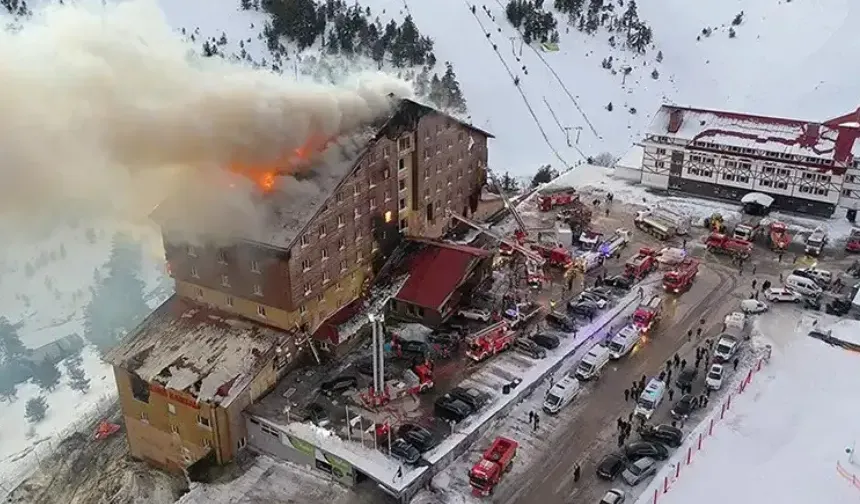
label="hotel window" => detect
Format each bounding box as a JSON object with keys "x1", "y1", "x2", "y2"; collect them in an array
[
  {"x1": 195, "y1": 287, "x2": 203, "y2": 299},
  {"x1": 399, "y1": 198, "x2": 407, "y2": 210},
  {"x1": 338, "y1": 238, "x2": 346, "y2": 251},
  {"x1": 370, "y1": 197, "x2": 377, "y2": 210},
  {"x1": 191, "y1": 265, "x2": 199, "y2": 278},
  {"x1": 319, "y1": 224, "x2": 326, "y2": 238},
  {"x1": 303, "y1": 283, "x2": 312, "y2": 296},
  {"x1": 226, "y1": 296, "x2": 234, "y2": 307},
  {"x1": 353, "y1": 183, "x2": 360, "y2": 196},
  {"x1": 775, "y1": 181, "x2": 787, "y2": 189},
  {"x1": 655, "y1": 161, "x2": 665, "y2": 169},
  {"x1": 340, "y1": 260, "x2": 347, "y2": 272},
  {"x1": 187, "y1": 245, "x2": 197, "y2": 257},
  {"x1": 337, "y1": 215, "x2": 345, "y2": 228},
  {"x1": 656, "y1": 148, "x2": 667, "y2": 155},
  {"x1": 250, "y1": 260, "x2": 260, "y2": 273},
  {"x1": 321, "y1": 248, "x2": 329, "y2": 261},
  {"x1": 301, "y1": 259, "x2": 311, "y2": 271},
  {"x1": 257, "y1": 305, "x2": 266, "y2": 317},
  {"x1": 424, "y1": 148, "x2": 431, "y2": 160},
  {"x1": 336, "y1": 191, "x2": 344, "y2": 203},
  {"x1": 220, "y1": 274, "x2": 230, "y2": 287},
  {"x1": 217, "y1": 249, "x2": 227, "y2": 264},
  {"x1": 299, "y1": 305, "x2": 307, "y2": 315},
  {"x1": 170, "y1": 424, "x2": 179, "y2": 434},
  {"x1": 399, "y1": 179, "x2": 407, "y2": 191},
  {"x1": 203, "y1": 438, "x2": 212, "y2": 448},
  {"x1": 383, "y1": 146, "x2": 391, "y2": 158},
  {"x1": 384, "y1": 190, "x2": 391, "y2": 202},
  {"x1": 398, "y1": 137, "x2": 411, "y2": 152},
  {"x1": 354, "y1": 207, "x2": 361, "y2": 219},
  {"x1": 253, "y1": 284, "x2": 263, "y2": 296},
  {"x1": 301, "y1": 235, "x2": 310, "y2": 247},
  {"x1": 323, "y1": 270, "x2": 330, "y2": 284},
  {"x1": 168, "y1": 403, "x2": 176, "y2": 415},
  {"x1": 398, "y1": 158, "x2": 406, "y2": 170},
  {"x1": 198, "y1": 415, "x2": 211, "y2": 428}
]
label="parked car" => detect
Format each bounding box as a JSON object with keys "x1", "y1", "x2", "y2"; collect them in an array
[
  {"x1": 763, "y1": 287, "x2": 802, "y2": 303},
  {"x1": 305, "y1": 403, "x2": 330, "y2": 427},
  {"x1": 546, "y1": 311, "x2": 576, "y2": 331},
  {"x1": 434, "y1": 396, "x2": 473, "y2": 422},
  {"x1": 740, "y1": 299, "x2": 768, "y2": 314},
  {"x1": 621, "y1": 456, "x2": 657, "y2": 485},
  {"x1": 320, "y1": 375, "x2": 358, "y2": 397},
  {"x1": 568, "y1": 300, "x2": 600, "y2": 318},
  {"x1": 355, "y1": 358, "x2": 395, "y2": 379},
  {"x1": 513, "y1": 337, "x2": 547, "y2": 359},
  {"x1": 577, "y1": 291, "x2": 608, "y2": 309},
  {"x1": 397, "y1": 424, "x2": 437, "y2": 452},
  {"x1": 792, "y1": 268, "x2": 833, "y2": 288},
  {"x1": 604, "y1": 275, "x2": 634, "y2": 290},
  {"x1": 390, "y1": 438, "x2": 421, "y2": 465},
  {"x1": 399, "y1": 339, "x2": 430, "y2": 357},
  {"x1": 587, "y1": 286, "x2": 615, "y2": 300},
  {"x1": 826, "y1": 298, "x2": 851, "y2": 316},
  {"x1": 448, "y1": 386, "x2": 490, "y2": 411},
  {"x1": 705, "y1": 363, "x2": 724, "y2": 390},
  {"x1": 624, "y1": 441, "x2": 669, "y2": 461},
  {"x1": 596, "y1": 452, "x2": 628, "y2": 480},
  {"x1": 457, "y1": 307, "x2": 491, "y2": 322},
  {"x1": 639, "y1": 424, "x2": 683, "y2": 448},
  {"x1": 675, "y1": 368, "x2": 698, "y2": 390},
  {"x1": 670, "y1": 394, "x2": 697, "y2": 419},
  {"x1": 599, "y1": 488, "x2": 627, "y2": 504},
  {"x1": 531, "y1": 333, "x2": 560, "y2": 350}
]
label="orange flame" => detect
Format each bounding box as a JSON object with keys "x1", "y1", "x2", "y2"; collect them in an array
[{"x1": 229, "y1": 134, "x2": 339, "y2": 192}]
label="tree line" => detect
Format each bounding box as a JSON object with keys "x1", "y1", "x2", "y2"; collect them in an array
[{"x1": 554, "y1": 0, "x2": 653, "y2": 53}]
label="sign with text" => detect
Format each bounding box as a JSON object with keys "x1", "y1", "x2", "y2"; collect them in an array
[{"x1": 149, "y1": 383, "x2": 200, "y2": 410}]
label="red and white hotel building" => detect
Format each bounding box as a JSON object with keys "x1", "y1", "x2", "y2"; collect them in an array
[{"x1": 622, "y1": 105, "x2": 860, "y2": 219}]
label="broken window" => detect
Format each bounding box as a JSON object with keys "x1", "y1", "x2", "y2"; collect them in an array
[{"x1": 130, "y1": 373, "x2": 150, "y2": 403}]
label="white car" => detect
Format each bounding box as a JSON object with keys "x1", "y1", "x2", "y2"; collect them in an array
[
  {"x1": 705, "y1": 363, "x2": 724, "y2": 390},
  {"x1": 740, "y1": 299, "x2": 768, "y2": 314},
  {"x1": 457, "y1": 308, "x2": 490, "y2": 322},
  {"x1": 599, "y1": 488, "x2": 627, "y2": 504},
  {"x1": 763, "y1": 287, "x2": 802, "y2": 303}
]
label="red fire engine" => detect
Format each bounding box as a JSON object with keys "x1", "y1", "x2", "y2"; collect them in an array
[
  {"x1": 704, "y1": 233, "x2": 752, "y2": 259},
  {"x1": 662, "y1": 258, "x2": 699, "y2": 293},
  {"x1": 768, "y1": 222, "x2": 792, "y2": 252},
  {"x1": 465, "y1": 322, "x2": 515, "y2": 362},
  {"x1": 846, "y1": 228, "x2": 860, "y2": 253},
  {"x1": 537, "y1": 190, "x2": 575, "y2": 212},
  {"x1": 624, "y1": 248, "x2": 658, "y2": 280},
  {"x1": 633, "y1": 295, "x2": 663, "y2": 332},
  {"x1": 469, "y1": 436, "x2": 519, "y2": 496}
]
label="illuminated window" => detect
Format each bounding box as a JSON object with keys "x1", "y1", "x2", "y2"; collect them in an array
[{"x1": 384, "y1": 211, "x2": 393, "y2": 223}]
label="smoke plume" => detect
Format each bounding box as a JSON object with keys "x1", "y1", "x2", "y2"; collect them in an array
[{"x1": 0, "y1": 0, "x2": 412, "y2": 239}]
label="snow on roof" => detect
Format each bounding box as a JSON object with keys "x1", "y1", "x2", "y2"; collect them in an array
[
  {"x1": 740, "y1": 192, "x2": 774, "y2": 207},
  {"x1": 615, "y1": 144, "x2": 644, "y2": 169},
  {"x1": 106, "y1": 295, "x2": 292, "y2": 406},
  {"x1": 647, "y1": 105, "x2": 860, "y2": 170}
]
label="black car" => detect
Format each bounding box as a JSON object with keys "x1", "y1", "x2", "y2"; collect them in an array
[
  {"x1": 826, "y1": 298, "x2": 851, "y2": 316},
  {"x1": 624, "y1": 441, "x2": 669, "y2": 461},
  {"x1": 355, "y1": 358, "x2": 395, "y2": 379},
  {"x1": 428, "y1": 332, "x2": 461, "y2": 349},
  {"x1": 596, "y1": 452, "x2": 628, "y2": 480},
  {"x1": 604, "y1": 275, "x2": 633, "y2": 290},
  {"x1": 390, "y1": 438, "x2": 421, "y2": 465},
  {"x1": 802, "y1": 296, "x2": 821, "y2": 311},
  {"x1": 398, "y1": 424, "x2": 437, "y2": 452},
  {"x1": 399, "y1": 339, "x2": 430, "y2": 357},
  {"x1": 305, "y1": 403, "x2": 330, "y2": 427},
  {"x1": 320, "y1": 375, "x2": 358, "y2": 397},
  {"x1": 546, "y1": 311, "x2": 576, "y2": 331},
  {"x1": 640, "y1": 424, "x2": 683, "y2": 448},
  {"x1": 671, "y1": 394, "x2": 697, "y2": 419},
  {"x1": 434, "y1": 396, "x2": 473, "y2": 422},
  {"x1": 448, "y1": 387, "x2": 490, "y2": 411},
  {"x1": 568, "y1": 300, "x2": 599, "y2": 318},
  {"x1": 531, "y1": 333, "x2": 561, "y2": 350},
  {"x1": 675, "y1": 368, "x2": 698, "y2": 390}
]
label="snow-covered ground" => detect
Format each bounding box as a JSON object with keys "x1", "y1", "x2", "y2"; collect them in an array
[{"x1": 635, "y1": 312, "x2": 860, "y2": 504}]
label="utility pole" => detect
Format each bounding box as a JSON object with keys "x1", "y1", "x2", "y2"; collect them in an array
[
  {"x1": 509, "y1": 36, "x2": 518, "y2": 57},
  {"x1": 518, "y1": 39, "x2": 524, "y2": 57}
]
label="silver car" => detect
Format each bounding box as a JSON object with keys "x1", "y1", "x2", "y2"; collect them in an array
[
  {"x1": 599, "y1": 488, "x2": 627, "y2": 504},
  {"x1": 621, "y1": 456, "x2": 657, "y2": 485}
]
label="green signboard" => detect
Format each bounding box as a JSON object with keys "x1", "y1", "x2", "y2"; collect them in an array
[{"x1": 285, "y1": 435, "x2": 316, "y2": 457}]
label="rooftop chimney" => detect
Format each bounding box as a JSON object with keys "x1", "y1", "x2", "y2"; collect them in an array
[{"x1": 667, "y1": 108, "x2": 684, "y2": 134}]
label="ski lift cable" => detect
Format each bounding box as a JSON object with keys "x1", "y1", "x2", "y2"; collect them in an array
[
  {"x1": 463, "y1": 0, "x2": 575, "y2": 168},
  {"x1": 490, "y1": 0, "x2": 600, "y2": 139}
]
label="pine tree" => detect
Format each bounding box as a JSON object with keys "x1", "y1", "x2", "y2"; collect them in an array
[
  {"x1": 25, "y1": 396, "x2": 48, "y2": 424},
  {"x1": 501, "y1": 172, "x2": 518, "y2": 192},
  {"x1": 531, "y1": 165, "x2": 558, "y2": 187},
  {"x1": 240, "y1": 0, "x2": 253, "y2": 10},
  {"x1": 0, "y1": 378, "x2": 16, "y2": 403},
  {"x1": 65, "y1": 359, "x2": 91, "y2": 394},
  {"x1": 428, "y1": 74, "x2": 445, "y2": 109},
  {"x1": 656, "y1": 50, "x2": 663, "y2": 62},
  {"x1": 621, "y1": 0, "x2": 638, "y2": 32},
  {"x1": 83, "y1": 233, "x2": 149, "y2": 352},
  {"x1": 440, "y1": 63, "x2": 468, "y2": 114},
  {"x1": 0, "y1": 317, "x2": 27, "y2": 364},
  {"x1": 32, "y1": 359, "x2": 61, "y2": 392}
]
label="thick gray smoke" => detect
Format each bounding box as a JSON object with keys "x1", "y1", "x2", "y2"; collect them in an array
[{"x1": 0, "y1": 0, "x2": 412, "y2": 239}]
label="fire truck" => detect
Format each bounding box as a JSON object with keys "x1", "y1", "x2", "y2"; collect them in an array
[
  {"x1": 804, "y1": 226, "x2": 828, "y2": 257},
  {"x1": 577, "y1": 230, "x2": 603, "y2": 251},
  {"x1": 465, "y1": 322, "x2": 515, "y2": 362},
  {"x1": 634, "y1": 208, "x2": 690, "y2": 240},
  {"x1": 468, "y1": 436, "x2": 519, "y2": 496},
  {"x1": 846, "y1": 228, "x2": 860, "y2": 253},
  {"x1": 704, "y1": 233, "x2": 752, "y2": 259},
  {"x1": 537, "y1": 189, "x2": 576, "y2": 212},
  {"x1": 732, "y1": 215, "x2": 764, "y2": 242},
  {"x1": 633, "y1": 295, "x2": 663, "y2": 332},
  {"x1": 768, "y1": 221, "x2": 792, "y2": 251},
  {"x1": 624, "y1": 248, "x2": 658, "y2": 280},
  {"x1": 662, "y1": 258, "x2": 699, "y2": 293},
  {"x1": 598, "y1": 228, "x2": 631, "y2": 258}
]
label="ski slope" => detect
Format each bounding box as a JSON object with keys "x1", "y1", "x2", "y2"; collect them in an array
[{"x1": 638, "y1": 313, "x2": 860, "y2": 504}]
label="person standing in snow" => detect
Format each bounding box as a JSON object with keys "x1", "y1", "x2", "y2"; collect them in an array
[
  {"x1": 573, "y1": 464, "x2": 581, "y2": 482},
  {"x1": 624, "y1": 388, "x2": 630, "y2": 401},
  {"x1": 733, "y1": 357, "x2": 740, "y2": 370},
  {"x1": 533, "y1": 414, "x2": 540, "y2": 432},
  {"x1": 668, "y1": 388, "x2": 674, "y2": 401}
]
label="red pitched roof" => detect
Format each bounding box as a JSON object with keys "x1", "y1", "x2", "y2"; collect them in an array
[{"x1": 394, "y1": 243, "x2": 491, "y2": 311}]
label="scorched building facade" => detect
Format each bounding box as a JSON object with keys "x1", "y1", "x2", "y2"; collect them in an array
[
  {"x1": 108, "y1": 98, "x2": 492, "y2": 473},
  {"x1": 638, "y1": 105, "x2": 860, "y2": 218}
]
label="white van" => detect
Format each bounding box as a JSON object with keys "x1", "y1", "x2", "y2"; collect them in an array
[
  {"x1": 543, "y1": 375, "x2": 581, "y2": 414},
  {"x1": 608, "y1": 325, "x2": 641, "y2": 359},
  {"x1": 634, "y1": 379, "x2": 666, "y2": 420},
  {"x1": 574, "y1": 345, "x2": 611, "y2": 381},
  {"x1": 785, "y1": 274, "x2": 823, "y2": 297}
]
